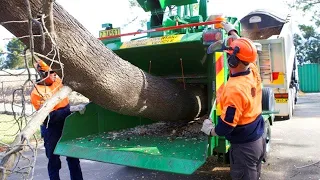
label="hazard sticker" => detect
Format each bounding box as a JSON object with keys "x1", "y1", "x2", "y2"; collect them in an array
[{"x1": 275, "y1": 98, "x2": 288, "y2": 103}]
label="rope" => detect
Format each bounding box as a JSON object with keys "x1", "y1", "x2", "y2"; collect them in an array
[
  {"x1": 180, "y1": 58, "x2": 186, "y2": 90},
  {"x1": 148, "y1": 60, "x2": 152, "y2": 74}
]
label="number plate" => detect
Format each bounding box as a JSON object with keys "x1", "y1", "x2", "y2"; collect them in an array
[
  {"x1": 275, "y1": 98, "x2": 288, "y2": 103},
  {"x1": 99, "y1": 28, "x2": 121, "y2": 38}
]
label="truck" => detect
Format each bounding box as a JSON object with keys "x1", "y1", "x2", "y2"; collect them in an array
[
  {"x1": 53, "y1": 0, "x2": 276, "y2": 176},
  {"x1": 240, "y1": 9, "x2": 299, "y2": 120}
]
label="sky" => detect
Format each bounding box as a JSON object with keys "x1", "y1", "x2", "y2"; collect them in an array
[{"x1": 0, "y1": 0, "x2": 307, "y2": 50}]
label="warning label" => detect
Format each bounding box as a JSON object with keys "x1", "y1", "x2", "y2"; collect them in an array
[{"x1": 120, "y1": 34, "x2": 184, "y2": 49}]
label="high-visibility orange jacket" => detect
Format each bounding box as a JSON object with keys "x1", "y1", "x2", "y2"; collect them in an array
[
  {"x1": 30, "y1": 77, "x2": 69, "y2": 112},
  {"x1": 215, "y1": 63, "x2": 264, "y2": 144}
]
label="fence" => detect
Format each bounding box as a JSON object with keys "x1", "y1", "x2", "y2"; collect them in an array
[
  {"x1": 0, "y1": 68, "x2": 38, "y2": 115},
  {"x1": 298, "y1": 63, "x2": 320, "y2": 93},
  {"x1": 0, "y1": 68, "x2": 90, "y2": 116}
]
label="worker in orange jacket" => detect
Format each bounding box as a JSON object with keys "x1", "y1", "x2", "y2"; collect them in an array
[
  {"x1": 201, "y1": 22, "x2": 265, "y2": 180},
  {"x1": 30, "y1": 60, "x2": 83, "y2": 180}
]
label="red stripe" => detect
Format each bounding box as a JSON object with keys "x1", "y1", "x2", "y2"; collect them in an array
[
  {"x1": 216, "y1": 55, "x2": 223, "y2": 73},
  {"x1": 98, "y1": 20, "x2": 223, "y2": 40},
  {"x1": 216, "y1": 84, "x2": 225, "y2": 103}
]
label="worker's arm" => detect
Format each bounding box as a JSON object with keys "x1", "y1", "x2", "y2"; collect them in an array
[
  {"x1": 221, "y1": 22, "x2": 240, "y2": 39},
  {"x1": 48, "y1": 105, "x2": 71, "y2": 124},
  {"x1": 229, "y1": 30, "x2": 240, "y2": 39}
]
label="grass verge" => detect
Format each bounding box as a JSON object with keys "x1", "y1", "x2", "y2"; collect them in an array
[{"x1": 0, "y1": 114, "x2": 41, "y2": 151}]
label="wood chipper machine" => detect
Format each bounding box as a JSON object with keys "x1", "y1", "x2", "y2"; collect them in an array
[{"x1": 54, "y1": 0, "x2": 275, "y2": 175}]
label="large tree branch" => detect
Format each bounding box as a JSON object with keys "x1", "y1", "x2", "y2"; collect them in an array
[
  {"x1": 0, "y1": 86, "x2": 72, "y2": 180},
  {"x1": 0, "y1": 0, "x2": 203, "y2": 122}
]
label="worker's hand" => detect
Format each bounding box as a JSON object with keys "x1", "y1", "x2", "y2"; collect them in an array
[
  {"x1": 201, "y1": 119, "x2": 215, "y2": 136},
  {"x1": 221, "y1": 22, "x2": 238, "y2": 35}
]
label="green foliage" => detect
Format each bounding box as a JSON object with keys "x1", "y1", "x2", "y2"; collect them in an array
[
  {"x1": 128, "y1": 0, "x2": 139, "y2": 7},
  {"x1": 294, "y1": 24, "x2": 320, "y2": 64},
  {"x1": 0, "y1": 47, "x2": 5, "y2": 68},
  {"x1": 290, "y1": 0, "x2": 320, "y2": 26},
  {"x1": 3, "y1": 38, "x2": 32, "y2": 69}
]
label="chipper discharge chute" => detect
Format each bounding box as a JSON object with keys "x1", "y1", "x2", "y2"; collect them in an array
[{"x1": 53, "y1": 0, "x2": 254, "y2": 175}]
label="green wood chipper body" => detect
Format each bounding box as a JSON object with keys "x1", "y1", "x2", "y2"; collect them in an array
[{"x1": 54, "y1": 0, "x2": 273, "y2": 175}]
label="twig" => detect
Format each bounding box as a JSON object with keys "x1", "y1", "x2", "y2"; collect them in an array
[
  {"x1": 2, "y1": 34, "x2": 47, "y2": 41},
  {"x1": 294, "y1": 160, "x2": 320, "y2": 169},
  {"x1": 24, "y1": 0, "x2": 35, "y2": 64},
  {"x1": 33, "y1": 52, "x2": 64, "y2": 66},
  {"x1": 0, "y1": 17, "x2": 43, "y2": 25},
  {"x1": 42, "y1": 0, "x2": 55, "y2": 38},
  {"x1": 2, "y1": 145, "x2": 24, "y2": 159},
  {"x1": 31, "y1": 19, "x2": 45, "y2": 51}
]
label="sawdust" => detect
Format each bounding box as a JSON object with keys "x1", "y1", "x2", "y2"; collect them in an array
[
  {"x1": 241, "y1": 26, "x2": 282, "y2": 40},
  {"x1": 107, "y1": 114, "x2": 209, "y2": 139}
]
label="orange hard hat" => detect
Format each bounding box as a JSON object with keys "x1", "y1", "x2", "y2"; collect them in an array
[
  {"x1": 36, "y1": 60, "x2": 51, "y2": 72},
  {"x1": 225, "y1": 37, "x2": 257, "y2": 63}
]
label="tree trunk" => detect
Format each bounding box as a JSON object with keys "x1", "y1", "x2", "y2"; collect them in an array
[{"x1": 0, "y1": 0, "x2": 204, "y2": 122}]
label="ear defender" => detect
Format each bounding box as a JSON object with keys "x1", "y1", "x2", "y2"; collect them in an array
[{"x1": 227, "y1": 46, "x2": 240, "y2": 68}]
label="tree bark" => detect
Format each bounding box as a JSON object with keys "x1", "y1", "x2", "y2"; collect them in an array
[{"x1": 0, "y1": 0, "x2": 204, "y2": 122}]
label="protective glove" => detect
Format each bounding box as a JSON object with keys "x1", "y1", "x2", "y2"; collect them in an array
[
  {"x1": 221, "y1": 22, "x2": 239, "y2": 35},
  {"x1": 79, "y1": 105, "x2": 86, "y2": 115},
  {"x1": 72, "y1": 104, "x2": 86, "y2": 114},
  {"x1": 201, "y1": 119, "x2": 215, "y2": 136}
]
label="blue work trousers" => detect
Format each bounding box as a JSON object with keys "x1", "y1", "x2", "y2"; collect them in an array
[{"x1": 41, "y1": 124, "x2": 83, "y2": 180}]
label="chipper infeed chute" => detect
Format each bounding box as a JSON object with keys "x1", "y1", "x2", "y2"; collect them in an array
[{"x1": 54, "y1": 103, "x2": 209, "y2": 174}]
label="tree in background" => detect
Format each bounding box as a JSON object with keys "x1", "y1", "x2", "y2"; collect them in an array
[
  {"x1": 290, "y1": 0, "x2": 320, "y2": 26},
  {"x1": 3, "y1": 38, "x2": 30, "y2": 69},
  {"x1": 294, "y1": 24, "x2": 320, "y2": 64},
  {"x1": 0, "y1": 47, "x2": 5, "y2": 68},
  {"x1": 294, "y1": 34, "x2": 304, "y2": 64}
]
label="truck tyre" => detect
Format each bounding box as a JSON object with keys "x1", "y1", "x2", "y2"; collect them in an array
[
  {"x1": 262, "y1": 87, "x2": 275, "y2": 112},
  {"x1": 263, "y1": 119, "x2": 271, "y2": 162},
  {"x1": 262, "y1": 87, "x2": 275, "y2": 124}
]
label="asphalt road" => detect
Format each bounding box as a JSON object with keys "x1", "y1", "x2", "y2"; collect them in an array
[
  {"x1": 260, "y1": 93, "x2": 320, "y2": 180},
  {"x1": 7, "y1": 93, "x2": 320, "y2": 180}
]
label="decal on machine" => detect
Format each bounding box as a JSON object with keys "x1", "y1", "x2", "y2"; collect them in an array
[{"x1": 120, "y1": 34, "x2": 184, "y2": 49}]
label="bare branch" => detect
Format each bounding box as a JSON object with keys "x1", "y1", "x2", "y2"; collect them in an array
[
  {"x1": 0, "y1": 86, "x2": 72, "y2": 179},
  {"x1": 2, "y1": 34, "x2": 47, "y2": 41},
  {"x1": 31, "y1": 19, "x2": 45, "y2": 51},
  {"x1": 42, "y1": 0, "x2": 56, "y2": 39},
  {"x1": 24, "y1": 0, "x2": 36, "y2": 64},
  {"x1": 33, "y1": 52, "x2": 64, "y2": 67},
  {"x1": 0, "y1": 17, "x2": 43, "y2": 25}
]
